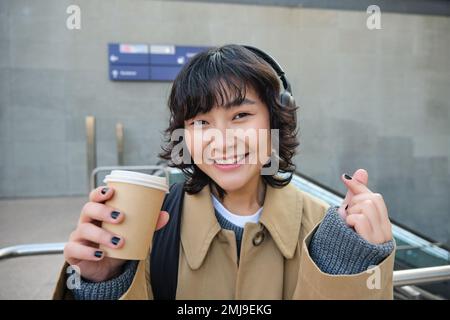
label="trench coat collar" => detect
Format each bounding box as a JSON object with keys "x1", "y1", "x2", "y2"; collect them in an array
[{"x1": 181, "y1": 183, "x2": 303, "y2": 270}]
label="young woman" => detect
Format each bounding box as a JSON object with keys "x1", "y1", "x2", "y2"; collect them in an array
[{"x1": 54, "y1": 44, "x2": 395, "y2": 300}]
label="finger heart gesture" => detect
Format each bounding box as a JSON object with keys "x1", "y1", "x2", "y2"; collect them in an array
[{"x1": 338, "y1": 169, "x2": 393, "y2": 245}]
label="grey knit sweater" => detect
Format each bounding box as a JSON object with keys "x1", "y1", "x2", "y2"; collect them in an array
[{"x1": 71, "y1": 205, "x2": 394, "y2": 300}]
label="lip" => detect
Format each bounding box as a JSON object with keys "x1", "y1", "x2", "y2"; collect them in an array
[{"x1": 212, "y1": 153, "x2": 249, "y2": 171}]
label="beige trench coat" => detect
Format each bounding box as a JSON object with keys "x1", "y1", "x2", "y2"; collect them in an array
[{"x1": 53, "y1": 183, "x2": 395, "y2": 299}]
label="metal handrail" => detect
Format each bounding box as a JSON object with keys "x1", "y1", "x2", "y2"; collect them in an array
[
  {"x1": 393, "y1": 265, "x2": 450, "y2": 286},
  {"x1": 1, "y1": 242, "x2": 449, "y2": 288},
  {"x1": 90, "y1": 165, "x2": 169, "y2": 191},
  {"x1": 0, "y1": 243, "x2": 66, "y2": 260},
  {"x1": 396, "y1": 243, "x2": 448, "y2": 251}
]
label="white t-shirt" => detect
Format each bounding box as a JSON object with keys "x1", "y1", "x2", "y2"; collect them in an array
[{"x1": 211, "y1": 194, "x2": 263, "y2": 228}]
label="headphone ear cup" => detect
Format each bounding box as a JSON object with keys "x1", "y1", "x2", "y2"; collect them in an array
[
  {"x1": 280, "y1": 91, "x2": 295, "y2": 109},
  {"x1": 280, "y1": 91, "x2": 298, "y2": 128}
]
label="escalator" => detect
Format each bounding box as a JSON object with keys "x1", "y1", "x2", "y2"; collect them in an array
[{"x1": 291, "y1": 170, "x2": 450, "y2": 300}]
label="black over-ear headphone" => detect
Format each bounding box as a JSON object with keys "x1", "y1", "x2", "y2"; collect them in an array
[{"x1": 242, "y1": 45, "x2": 297, "y2": 115}]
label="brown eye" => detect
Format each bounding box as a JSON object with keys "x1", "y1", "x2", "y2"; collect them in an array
[
  {"x1": 233, "y1": 113, "x2": 250, "y2": 120},
  {"x1": 191, "y1": 120, "x2": 208, "y2": 126}
]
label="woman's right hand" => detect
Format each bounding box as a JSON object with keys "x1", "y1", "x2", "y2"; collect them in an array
[{"x1": 64, "y1": 186, "x2": 170, "y2": 283}]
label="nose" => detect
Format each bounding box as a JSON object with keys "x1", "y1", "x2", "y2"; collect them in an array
[
  {"x1": 205, "y1": 126, "x2": 238, "y2": 159},
  {"x1": 213, "y1": 132, "x2": 236, "y2": 159}
]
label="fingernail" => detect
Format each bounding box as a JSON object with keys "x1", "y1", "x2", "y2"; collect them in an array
[
  {"x1": 345, "y1": 204, "x2": 348, "y2": 210},
  {"x1": 344, "y1": 174, "x2": 352, "y2": 180},
  {"x1": 111, "y1": 211, "x2": 120, "y2": 219},
  {"x1": 94, "y1": 250, "x2": 103, "y2": 258},
  {"x1": 101, "y1": 187, "x2": 109, "y2": 195},
  {"x1": 111, "y1": 236, "x2": 120, "y2": 246}
]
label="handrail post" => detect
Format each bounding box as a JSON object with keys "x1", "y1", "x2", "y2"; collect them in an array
[
  {"x1": 116, "y1": 122, "x2": 124, "y2": 166},
  {"x1": 86, "y1": 116, "x2": 96, "y2": 193}
]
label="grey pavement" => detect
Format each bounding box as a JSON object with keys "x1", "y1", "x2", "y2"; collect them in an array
[{"x1": 0, "y1": 196, "x2": 85, "y2": 299}]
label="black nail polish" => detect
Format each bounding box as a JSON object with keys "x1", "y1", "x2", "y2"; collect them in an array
[
  {"x1": 111, "y1": 211, "x2": 120, "y2": 219},
  {"x1": 345, "y1": 204, "x2": 348, "y2": 210},
  {"x1": 111, "y1": 236, "x2": 120, "y2": 246},
  {"x1": 344, "y1": 174, "x2": 352, "y2": 180},
  {"x1": 101, "y1": 187, "x2": 109, "y2": 195},
  {"x1": 94, "y1": 251, "x2": 103, "y2": 258}
]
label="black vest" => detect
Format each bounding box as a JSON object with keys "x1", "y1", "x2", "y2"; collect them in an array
[{"x1": 150, "y1": 182, "x2": 185, "y2": 300}]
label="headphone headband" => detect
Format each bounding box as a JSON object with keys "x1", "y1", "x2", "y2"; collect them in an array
[{"x1": 242, "y1": 45, "x2": 292, "y2": 94}]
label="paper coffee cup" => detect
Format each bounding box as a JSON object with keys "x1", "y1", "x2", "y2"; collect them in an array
[{"x1": 100, "y1": 170, "x2": 169, "y2": 260}]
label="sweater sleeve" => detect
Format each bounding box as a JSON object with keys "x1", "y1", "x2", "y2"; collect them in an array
[
  {"x1": 308, "y1": 205, "x2": 395, "y2": 275},
  {"x1": 71, "y1": 260, "x2": 138, "y2": 300}
]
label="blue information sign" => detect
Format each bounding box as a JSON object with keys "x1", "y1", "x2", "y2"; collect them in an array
[
  {"x1": 149, "y1": 45, "x2": 209, "y2": 66},
  {"x1": 108, "y1": 43, "x2": 150, "y2": 65},
  {"x1": 108, "y1": 43, "x2": 209, "y2": 82},
  {"x1": 109, "y1": 65, "x2": 150, "y2": 81},
  {"x1": 150, "y1": 66, "x2": 183, "y2": 81}
]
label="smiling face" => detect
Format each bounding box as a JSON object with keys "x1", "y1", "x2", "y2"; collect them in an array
[
  {"x1": 160, "y1": 44, "x2": 299, "y2": 197},
  {"x1": 184, "y1": 86, "x2": 271, "y2": 194}
]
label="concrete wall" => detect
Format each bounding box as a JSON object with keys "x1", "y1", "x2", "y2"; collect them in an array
[{"x1": 0, "y1": 0, "x2": 449, "y2": 245}]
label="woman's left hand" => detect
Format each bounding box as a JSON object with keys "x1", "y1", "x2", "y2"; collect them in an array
[{"x1": 338, "y1": 169, "x2": 393, "y2": 245}]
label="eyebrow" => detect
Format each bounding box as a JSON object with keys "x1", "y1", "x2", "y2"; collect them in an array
[{"x1": 226, "y1": 98, "x2": 256, "y2": 108}]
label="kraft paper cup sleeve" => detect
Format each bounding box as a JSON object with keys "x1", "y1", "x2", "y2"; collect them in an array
[{"x1": 100, "y1": 171, "x2": 169, "y2": 260}]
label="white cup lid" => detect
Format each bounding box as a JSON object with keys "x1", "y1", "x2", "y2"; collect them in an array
[{"x1": 103, "y1": 170, "x2": 169, "y2": 192}]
